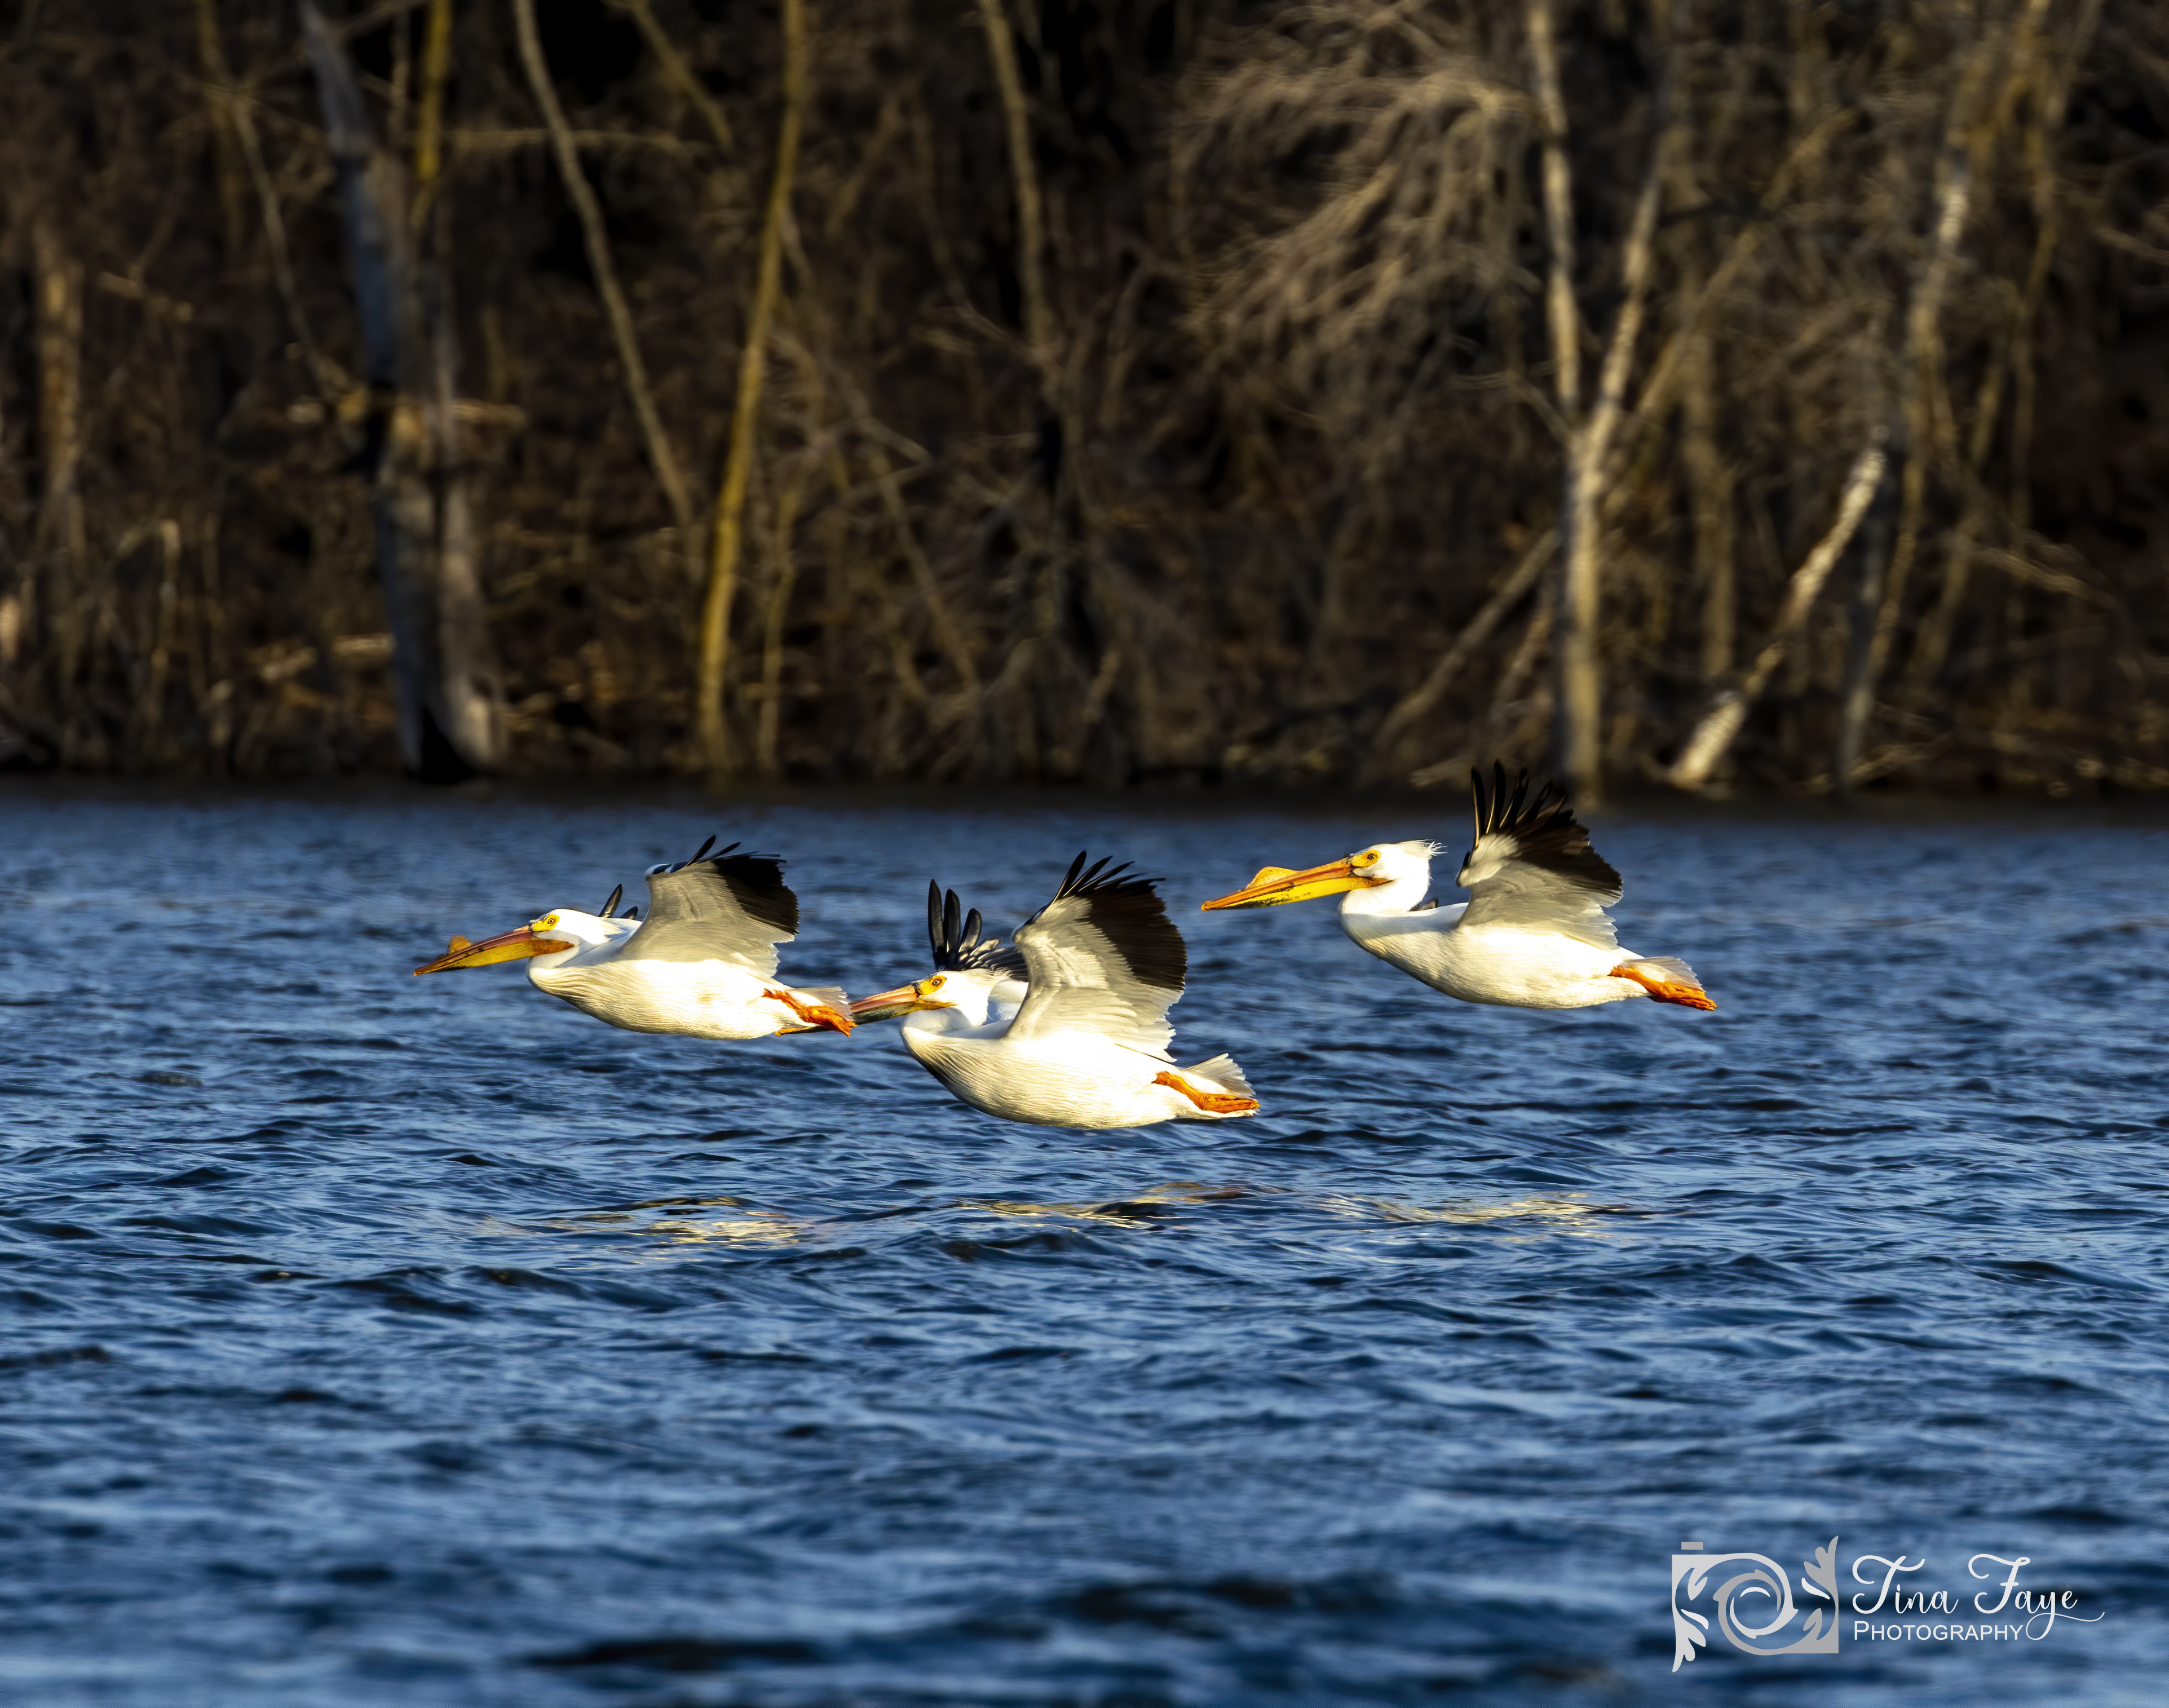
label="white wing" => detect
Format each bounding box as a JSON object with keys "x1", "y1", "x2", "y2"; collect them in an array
[
  {"x1": 619, "y1": 838, "x2": 798, "y2": 975},
  {"x1": 1456, "y1": 765, "x2": 1622, "y2": 951},
  {"x1": 1006, "y1": 853, "x2": 1185, "y2": 1058}
]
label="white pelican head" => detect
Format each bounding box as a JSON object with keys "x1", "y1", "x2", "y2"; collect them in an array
[
  {"x1": 850, "y1": 883, "x2": 1022, "y2": 1025},
  {"x1": 849, "y1": 964, "x2": 1003, "y2": 1026},
  {"x1": 1199, "y1": 839, "x2": 1441, "y2": 910},
  {"x1": 413, "y1": 884, "x2": 638, "y2": 977}
]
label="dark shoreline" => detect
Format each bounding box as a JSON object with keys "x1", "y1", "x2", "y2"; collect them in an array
[{"x1": 9, "y1": 768, "x2": 2169, "y2": 833}]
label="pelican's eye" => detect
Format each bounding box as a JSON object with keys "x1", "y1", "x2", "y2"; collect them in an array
[
  {"x1": 535, "y1": 913, "x2": 560, "y2": 930},
  {"x1": 1353, "y1": 850, "x2": 1379, "y2": 868},
  {"x1": 926, "y1": 974, "x2": 947, "y2": 992}
]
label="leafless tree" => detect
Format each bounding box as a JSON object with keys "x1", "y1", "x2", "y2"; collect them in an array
[{"x1": 0, "y1": 0, "x2": 2163, "y2": 799}]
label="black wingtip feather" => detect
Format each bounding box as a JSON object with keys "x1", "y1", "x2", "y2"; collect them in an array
[
  {"x1": 1468, "y1": 762, "x2": 1621, "y2": 896},
  {"x1": 655, "y1": 837, "x2": 796, "y2": 935},
  {"x1": 599, "y1": 883, "x2": 624, "y2": 919},
  {"x1": 1040, "y1": 848, "x2": 1186, "y2": 994},
  {"x1": 928, "y1": 883, "x2": 1026, "y2": 975}
]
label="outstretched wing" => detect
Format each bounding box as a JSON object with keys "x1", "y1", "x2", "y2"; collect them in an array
[
  {"x1": 628, "y1": 836, "x2": 798, "y2": 972},
  {"x1": 1007, "y1": 852, "x2": 1185, "y2": 1057},
  {"x1": 1456, "y1": 764, "x2": 1622, "y2": 950},
  {"x1": 926, "y1": 882, "x2": 1030, "y2": 981}
]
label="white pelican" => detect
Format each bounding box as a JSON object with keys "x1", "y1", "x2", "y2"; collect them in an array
[
  {"x1": 849, "y1": 852, "x2": 1260, "y2": 1129},
  {"x1": 1200, "y1": 765, "x2": 1716, "y2": 1012},
  {"x1": 413, "y1": 837, "x2": 854, "y2": 1038}
]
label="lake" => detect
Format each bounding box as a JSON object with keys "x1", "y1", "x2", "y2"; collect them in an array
[{"x1": 2, "y1": 783, "x2": 2163, "y2": 1706}]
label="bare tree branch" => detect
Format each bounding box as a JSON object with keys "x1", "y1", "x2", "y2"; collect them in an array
[
  {"x1": 1669, "y1": 433, "x2": 1888, "y2": 791},
  {"x1": 513, "y1": 0, "x2": 696, "y2": 541},
  {"x1": 697, "y1": 0, "x2": 807, "y2": 776},
  {"x1": 1370, "y1": 526, "x2": 1555, "y2": 770},
  {"x1": 976, "y1": 0, "x2": 1053, "y2": 371},
  {"x1": 609, "y1": 0, "x2": 735, "y2": 157}
]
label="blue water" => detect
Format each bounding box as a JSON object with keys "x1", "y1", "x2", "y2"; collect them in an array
[{"x1": 2, "y1": 784, "x2": 2164, "y2": 1706}]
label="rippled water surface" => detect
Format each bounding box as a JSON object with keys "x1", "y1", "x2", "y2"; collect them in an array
[{"x1": 3, "y1": 784, "x2": 2165, "y2": 1706}]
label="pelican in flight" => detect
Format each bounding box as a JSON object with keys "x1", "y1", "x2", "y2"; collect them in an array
[
  {"x1": 1201, "y1": 765, "x2": 1716, "y2": 1012},
  {"x1": 413, "y1": 837, "x2": 853, "y2": 1038},
  {"x1": 850, "y1": 854, "x2": 1260, "y2": 1129}
]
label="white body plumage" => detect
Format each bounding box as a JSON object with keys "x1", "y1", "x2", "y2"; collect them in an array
[
  {"x1": 520, "y1": 911, "x2": 846, "y2": 1039},
  {"x1": 893, "y1": 984, "x2": 1255, "y2": 1129},
  {"x1": 1201, "y1": 767, "x2": 1714, "y2": 1013},
  {"x1": 854, "y1": 866, "x2": 1260, "y2": 1129},
  {"x1": 1336, "y1": 859, "x2": 1685, "y2": 1008},
  {"x1": 415, "y1": 840, "x2": 854, "y2": 1040}
]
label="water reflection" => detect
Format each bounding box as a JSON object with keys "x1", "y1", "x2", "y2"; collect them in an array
[
  {"x1": 485, "y1": 1196, "x2": 814, "y2": 1250},
  {"x1": 502, "y1": 1182, "x2": 1647, "y2": 1250},
  {"x1": 965, "y1": 1180, "x2": 1257, "y2": 1228},
  {"x1": 1319, "y1": 1191, "x2": 1642, "y2": 1238},
  {"x1": 634, "y1": 1208, "x2": 805, "y2": 1247}
]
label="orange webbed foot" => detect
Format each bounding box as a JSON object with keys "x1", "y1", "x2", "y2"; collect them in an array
[
  {"x1": 1607, "y1": 963, "x2": 1717, "y2": 1011},
  {"x1": 1154, "y1": 1070, "x2": 1260, "y2": 1115},
  {"x1": 771, "y1": 988, "x2": 855, "y2": 1035}
]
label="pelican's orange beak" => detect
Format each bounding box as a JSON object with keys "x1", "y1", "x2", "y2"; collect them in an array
[
  {"x1": 412, "y1": 923, "x2": 574, "y2": 975},
  {"x1": 1200, "y1": 859, "x2": 1375, "y2": 910},
  {"x1": 849, "y1": 979, "x2": 949, "y2": 1023}
]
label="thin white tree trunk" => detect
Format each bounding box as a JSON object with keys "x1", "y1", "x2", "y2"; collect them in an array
[
  {"x1": 1669, "y1": 435, "x2": 1888, "y2": 791},
  {"x1": 1529, "y1": 0, "x2": 1672, "y2": 806},
  {"x1": 302, "y1": 1, "x2": 504, "y2": 780}
]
